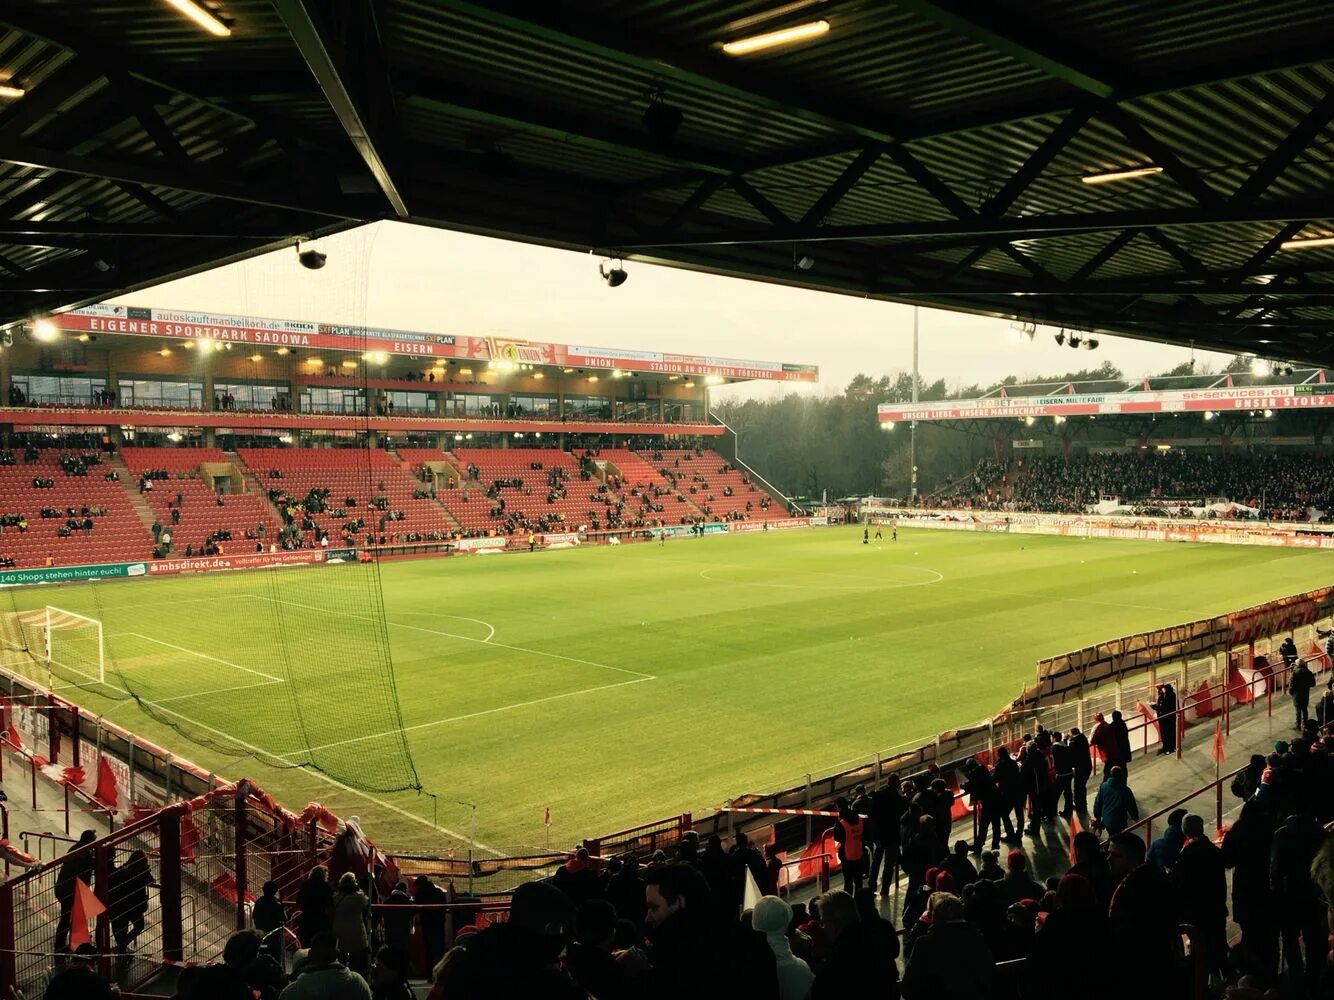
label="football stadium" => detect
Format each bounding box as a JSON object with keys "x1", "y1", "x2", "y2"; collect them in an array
[{"x1": 1, "y1": 3, "x2": 1333, "y2": 999}]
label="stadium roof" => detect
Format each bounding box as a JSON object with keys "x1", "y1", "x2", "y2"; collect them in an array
[{"x1": 3, "y1": 1, "x2": 1334, "y2": 365}]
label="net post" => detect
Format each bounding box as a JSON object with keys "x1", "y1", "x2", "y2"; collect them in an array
[
  {"x1": 0, "y1": 879, "x2": 15, "y2": 992},
  {"x1": 94, "y1": 840, "x2": 112, "y2": 980},
  {"x1": 235, "y1": 781, "x2": 250, "y2": 931},
  {"x1": 159, "y1": 805, "x2": 184, "y2": 963},
  {"x1": 43, "y1": 605, "x2": 53, "y2": 690},
  {"x1": 803, "y1": 776, "x2": 812, "y2": 846}
]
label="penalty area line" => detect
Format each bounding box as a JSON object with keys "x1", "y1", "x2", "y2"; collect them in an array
[
  {"x1": 115, "y1": 632, "x2": 285, "y2": 683},
  {"x1": 243, "y1": 593, "x2": 655, "y2": 682},
  {"x1": 277, "y1": 675, "x2": 657, "y2": 759}
]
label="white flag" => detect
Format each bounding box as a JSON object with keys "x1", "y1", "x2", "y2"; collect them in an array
[{"x1": 742, "y1": 865, "x2": 764, "y2": 916}]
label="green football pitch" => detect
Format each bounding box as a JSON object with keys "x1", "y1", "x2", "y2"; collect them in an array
[{"x1": 4, "y1": 527, "x2": 1331, "y2": 855}]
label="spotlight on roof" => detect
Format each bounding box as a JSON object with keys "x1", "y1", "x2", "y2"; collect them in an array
[
  {"x1": 723, "y1": 19, "x2": 830, "y2": 55},
  {"x1": 296, "y1": 241, "x2": 326, "y2": 270},
  {"x1": 1203, "y1": 411, "x2": 1215, "y2": 421},
  {"x1": 1081, "y1": 337, "x2": 1099, "y2": 350},
  {"x1": 1249, "y1": 356, "x2": 1268, "y2": 376},
  {"x1": 795, "y1": 254, "x2": 816, "y2": 271},
  {"x1": 599, "y1": 259, "x2": 627, "y2": 287},
  {"x1": 31, "y1": 318, "x2": 59, "y2": 342},
  {"x1": 1080, "y1": 165, "x2": 1163, "y2": 185},
  {"x1": 1054, "y1": 331, "x2": 1065, "y2": 346},
  {"x1": 1068, "y1": 334, "x2": 1082, "y2": 349},
  {"x1": 0, "y1": 84, "x2": 26, "y2": 100},
  {"x1": 642, "y1": 95, "x2": 684, "y2": 140}
]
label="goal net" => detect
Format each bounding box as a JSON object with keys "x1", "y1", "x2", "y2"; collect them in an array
[{"x1": 37, "y1": 607, "x2": 105, "y2": 690}]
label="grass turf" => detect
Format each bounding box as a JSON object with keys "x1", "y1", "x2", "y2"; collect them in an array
[{"x1": 4, "y1": 526, "x2": 1331, "y2": 854}]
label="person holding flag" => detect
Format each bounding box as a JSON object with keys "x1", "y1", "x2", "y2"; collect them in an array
[{"x1": 52, "y1": 830, "x2": 96, "y2": 953}]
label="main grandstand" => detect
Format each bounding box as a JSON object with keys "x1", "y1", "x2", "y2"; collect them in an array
[{"x1": 0, "y1": 304, "x2": 808, "y2": 571}]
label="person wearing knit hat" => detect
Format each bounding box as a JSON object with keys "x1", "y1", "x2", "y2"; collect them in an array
[
  {"x1": 1001, "y1": 850, "x2": 1044, "y2": 906},
  {"x1": 752, "y1": 896, "x2": 814, "y2": 1000}
]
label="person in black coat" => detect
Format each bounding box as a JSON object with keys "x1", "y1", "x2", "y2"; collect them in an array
[
  {"x1": 1170, "y1": 815, "x2": 1228, "y2": 979},
  {"x1": 867, "y1": 775, "x2": 905, "y2": 896},
  {"x1": 1066, "y1": 727, "x2": 1093, "y2": 814},
  {"x1": 1152, "y1": 684, "x2": 1178, "y2": 755},
  {"x1": 966, "y1": 759, "x2": 1012, "y2": 854},
  {"x1": 991, "y1": 747, "x2": 1024, "y2": 842},
  {"x1": 1067, "y1": 831, "x2": 1114, "y2": 910},
  {"x1": 1106, "y1": 833, "x2": 1182, "y2": 1000},
  {"x1": 295, "y1": 866, "x2": 334, "y2": 948},
  {"x1": 1023, "y1": 873, "x2": 1110, "y2": 1000},
  {"x1": 1221, "y1": 799, "x2": 1276, "y2": 982},
  {"x1": 811, "y1": 890, "x2": 899, "y2": 1000},
  {"x1": 1051, "y1": 733, "x2": 1075, "y2": 817},
  {"x1": 52, "y1": 831, "x2": 96, "y2": 953},
  {"x1": 1109, "y1": 711, "x2": 1133, "y2": 775},
  {"x1": 901, "y1": 893, "x2": 992, "y2": 1000},
  {"x1": 1270, "y1": 812, "x2": 1328, "y2": 995},
  {"x1": 107, "y1": 849, "x2": 154, "y2": 955}
]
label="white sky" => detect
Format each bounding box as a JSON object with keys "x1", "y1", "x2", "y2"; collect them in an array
[{"x1": 112, "y1": 221, "x2": 1239, "y2": 401}]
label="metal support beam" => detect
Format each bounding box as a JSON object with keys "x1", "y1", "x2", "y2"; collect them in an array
[
  {"x1": 657, "y1": 177, "x2": 726, "y2": 236},
  {"x1": 1097, "y1": 105, "x2": 1222, "y2": 208},
  {"x1": 1068, "y1": 229, "x2": 1139, "y2": 281},
  {"x1": 882, "y1": 143, "x2": 976, "y2": 219},
  {"x1": 893, "y1": 0, "x2": 1118, "y2": 97},
  {"x1": 107, "y1": 70, "x2": 194, "y2": 173},
  {"x1": 798, "y1": 147, "x2": 882, "y2": 228},
  {"x1": 728, "y1": 176, "x2": 790, "y2": 229},
  {"x1": 274, "y1": 0, "x2": 408, "y2": 217},
  {"x1": 0, "y1": 140, "x2": 359, "y2": 219},
  {"x1": 621, "y1": 198, "x2": 1334, "y2": 249},
  {"x1": 1231, "y1": 91, "x2": 1334, "y2": 205}
]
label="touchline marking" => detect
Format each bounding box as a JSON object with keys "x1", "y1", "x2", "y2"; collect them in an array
[
  {"x1": 122, "y1": 633, "x2": 285, "y2": 683},
  {"x1": 244, "y1": 594, "x2": 655, "y2": 681},
  {"x1": 278, "y1": 675, "x2": 656, "y2": 759}
]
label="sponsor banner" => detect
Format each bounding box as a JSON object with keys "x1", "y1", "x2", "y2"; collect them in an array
[
  {"x1": 1013, "y1": 439, "x2": 1045, "y2": 449},
  {"x1": 145, "y1": 550, "x2": 326, "y2": 575},
  {"x1": 876, "y1": 508, "x2": 1334, "y2": 549},
  {"x1": 878, "y1": 383, "x2": 1334, "y2": 422},
  {"x1": 728, "y1": 518, "x2": 815, "y2": 532},
  {"x1": 323, "y1": 547, "x2": 359, "y2": 562},
  {"x1": 454, "y1": 536, "x2": 509, "y2": 551},
  {"x1": 0, "y1": 562, "x2": 134, "y2": 586},
  {"x1": 655, "y1": 523, "x2": 730, "y2": 538},
  {"x1": 541, "y1": 533, "x2": 581, "y2": 547},
  {"x1": 57, "y1": 306, "x2": 818, "y2": 383}
]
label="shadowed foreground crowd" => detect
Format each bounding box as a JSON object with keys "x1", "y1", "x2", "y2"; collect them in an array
[{"x1": 40, "y1": 725, "x2": 1334, "y2": 1000}]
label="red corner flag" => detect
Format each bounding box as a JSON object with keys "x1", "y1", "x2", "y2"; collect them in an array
[
  {"x1": 1211, "y1": 719, "x2": 1226, "y2": 765},
  {"x1": 69, "y1": 877, "x2": 106, "y2": 948}
]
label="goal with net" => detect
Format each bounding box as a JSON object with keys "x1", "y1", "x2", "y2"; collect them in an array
[{"x1": 0, "y1": 607, "x2": 105, "y2": 690}]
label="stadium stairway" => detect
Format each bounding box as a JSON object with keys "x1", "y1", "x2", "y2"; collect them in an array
[
  {"x1": 640, "y1": 448, "x2": 789, "y2": 522},
  {"x1": 393, "y1": 448, "x2": 464, "y2": 533},
  {"x1": 120, "y1": 448, "x2": 280, "y2": 553},
  {"x1": 109, "y1": 453, "x2": 160, "y2": 534}
]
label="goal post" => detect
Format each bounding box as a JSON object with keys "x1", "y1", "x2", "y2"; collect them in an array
[{"x1": 42, "y1": 606, "x2": 105, "y2": 689}]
